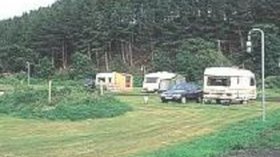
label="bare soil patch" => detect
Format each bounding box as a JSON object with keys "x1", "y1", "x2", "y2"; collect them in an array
[{"x1": 226, "y1": 149, "x2": 280, "y2": 157}]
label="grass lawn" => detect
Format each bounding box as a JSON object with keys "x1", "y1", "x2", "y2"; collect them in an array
[
  {"x1": 0, "y1": 92, "x2": 279, "y2": 157},
  {"x1": 225, "y1": 123, "x2": 280, "y2": 157}
]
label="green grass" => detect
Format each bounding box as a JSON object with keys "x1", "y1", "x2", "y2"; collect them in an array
[
  {"x1": 136, "y1": 108, "x2": 280, "y2": 157},
  {"x1": 224, "y1": 120, "x2": 280, "y2": 157},
  {"x1": 252, "y1": 123, "x2": 280, "y2": 149},
  {"x1": 0, "y1": 77, "x2": 280, "y2": 157},
  {"x1": 0, "y1": 87, "x2": 132, "y2": 121},
  {"x1": 0, "y1": 94, "x2": 279, "y2": 157}
]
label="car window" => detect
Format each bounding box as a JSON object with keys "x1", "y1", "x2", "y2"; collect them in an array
[
  {"x1": 171, "y1": 84, "x2": 184, "y2": 90},
  {"x1": 187, "y1": 84, "x2": 198, "y2": 91},
  {"x1": 172, "y1": 84, "x2": 199, "y2": 91}
]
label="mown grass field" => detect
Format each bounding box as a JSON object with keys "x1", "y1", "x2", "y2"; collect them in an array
[{"x1": 0, "y1": 87, "x2": 279, "y2": 157}]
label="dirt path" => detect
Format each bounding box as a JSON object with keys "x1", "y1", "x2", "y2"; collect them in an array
[{"x1": 226, "y1": 149, "x2": 280, "y2": 157}]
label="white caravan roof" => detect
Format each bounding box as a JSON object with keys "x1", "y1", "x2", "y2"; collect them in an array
[
  {"x1": 96, "y1": 73, "x2": 114, "y2": 78},
  {"x1": 204, "y1": 67, "x2": 255, "y2": 77},
  {"x1": 145, "y1": 72, "x2": 177, "y2": 79}
]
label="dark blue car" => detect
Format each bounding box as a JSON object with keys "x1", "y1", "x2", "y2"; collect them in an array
[{"x1": 160, "y1": 83, "x2": 202, "y2": 103}]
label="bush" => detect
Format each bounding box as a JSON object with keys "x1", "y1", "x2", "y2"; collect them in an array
[
  {"x1": 69, "y1": 52, "x2": 95, "y2": 79},
  {"x1": 0, "y1": 44, "x2": 37, "y2": 73},
  {"x1": 0, "y1": 88, "x2": 132, "y2": 121},
  {"x1": 134, "y1": 75, "x2": 144, "y2": 87},
  {"x1": 0, "y1": 74, "x2": 23, "y2": 86},
  {"x1": 265, "y1": 76, "x2": 280, "y2": 89},
  {"x1": 35, "y1": 57, "x2": 55, "y2": 78}
]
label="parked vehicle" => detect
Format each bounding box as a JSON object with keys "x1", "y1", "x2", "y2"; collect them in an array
[
  {"x1": 95, "y1": 72, "x2": 133, "y2": 92},
  {"x1": 160, "y1": 83, "x2": 203, "y2": 103},
  {"x1": 203, "y1": 67, "x2": 257, "y2": 104},
  {"x1": 142, "y1": 72, "x2": 185, "y2": 93},
  {"x1": 84, "y1": 77, "x2": 95, "y2": 90}
]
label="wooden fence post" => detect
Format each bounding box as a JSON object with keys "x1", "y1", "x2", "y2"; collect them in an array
[{"x1": 48, "y1": 80, "x2": 52, "y2": 104}]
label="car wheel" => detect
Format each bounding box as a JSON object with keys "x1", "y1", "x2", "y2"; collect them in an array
[
  {"x1": 222, "y1": 100, "x2": 231, "y2": 106},
  {"x1": 161, "y1": 99, "x2": 168, "y2": 103},
  {"x1": 181, "y1": 97, "x2": 187, "y2": 104}
]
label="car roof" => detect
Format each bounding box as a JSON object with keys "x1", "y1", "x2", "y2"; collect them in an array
[{"x1": 175, "y1": 82, "x2": 199, "y2": 88}]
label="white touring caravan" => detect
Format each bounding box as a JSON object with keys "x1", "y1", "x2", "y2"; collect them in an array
[
  {"x1": 203, "y1": 67, "x2": 257, "y2": 104},
  {"x1": 95, "y1": 72, "x2": 133, "y2": 92},
  {"x1": 142, "y1": 72, "x2": 185, "y2": 93}
]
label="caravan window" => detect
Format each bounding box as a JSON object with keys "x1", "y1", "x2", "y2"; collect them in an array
[
  {"x1": 108, "y1": 77, "x2": 112, "y2": 83},
  {"x1": 98, "y1": 77, "x2": 106, "y2": 83},
  {"x1": 125, "y1": 76, "x2": 131, "y2": 88},
  {"x1": 250, "y1": 77, "x2": 256, "y2": 86},
  {"x1": 145, "y1": 77, "x2": 158, "y2": 83},
  {"x1": 207, "y1": 76, "x2": 231, "y2": 86}
]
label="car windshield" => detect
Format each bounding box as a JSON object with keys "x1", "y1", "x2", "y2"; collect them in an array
[
  {"x1": 207, "y1": 76, "x2": 231, "y2": 86},
  {"x1": 171, "y1": 84, "x2": 197, "y2": 91},
  {"x1": 145, "y1": 77, "x2": 158, "y2": 83}
]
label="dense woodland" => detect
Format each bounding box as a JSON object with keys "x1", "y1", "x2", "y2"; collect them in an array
[{"x1": 0, "y1": 0, "x2": 280, "y2": 80}]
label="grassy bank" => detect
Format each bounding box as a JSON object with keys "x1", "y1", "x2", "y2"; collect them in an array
[
  {"x1": 0, "y1": 87, "x2": 132, "y2": 121},
  {"x1": 226, "y1": 123, "x2": 280, "y2": 157},
  {"x1": 137, "y1": 109, "x2": 280, "y2": 157}
]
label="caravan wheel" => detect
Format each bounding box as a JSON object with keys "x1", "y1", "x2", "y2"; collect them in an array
[
  {"x1": 216, "y1": 99, "x2": 221, "y2": 104},
  {"x1": 241, "y1": 100, "x2": 248, "y2": 105},
  {"x1": 222, "y1": 100, "x2": 231, "y2": 106},
  {"x1": 196, "y1": 97, "x2": 202, "y2": 103}
]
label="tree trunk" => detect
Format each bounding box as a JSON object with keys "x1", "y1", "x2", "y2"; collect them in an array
[
  {"x1": 95, "y1": 50, "x2": 99, "y2": 69},
  {"x1": 125, "y1": 43, "x2": 129, "y2": 64},
  {"x1": 121, "y1": 40, "x2": 126, "y2": 64},
  {"x1": 229, "y1": 41, "x2": 232, "y2": 55},
  {"x1": 87, "y1": 44, "x2": 92, "y2": 59},
  {"x1": 217, "y1": 39, "x2": 222, "y2": 52},
  {"x1": 238, "y1": 28, "x2": 245, "y2": 50},
  {"x1": 62, "y1": 41, "x2": 66, "y2": 69},
  {"x1": 129, "y1": 42, "x2": 133, "y2": 66},
  {"x1": 150, "y1": 41, "x2": 154, "y2": 61},
  {"x1": 108, "y1": 41, "x2": 112, "y2": 61},
  {"x1": 65, "y1": 43, "x2": 68, "y2": 69},
  {"x1": 51, "y1": 49, "x2": 55, "y2": 67},
  {"x1": 105, "y1": 50, "x2": 109, "y2": 71}
]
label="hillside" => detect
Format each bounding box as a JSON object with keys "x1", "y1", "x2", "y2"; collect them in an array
[{"x1": 0, "y1": 0, "x2": 280, "y2": 79}]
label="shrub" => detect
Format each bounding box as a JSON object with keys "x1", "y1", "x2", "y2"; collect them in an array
[
  {"x1": 69, "y1": 52, "x2": 95, "y2": 79},
  {"x1": 35, "y1": 57, "x2": 55, "y2": 78},
  {"x1": 265, "y1": 76, "x2": 280, "y2": 89},
  {"x1": 0, "y1": 88, "x2": 132, "y2": 121},
  {"x1": 134, "y1": 75, "x2": 144, "y2": 87},
  {"x1": 0, "y1": 44, "x2": 37, "y2": 73}
]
